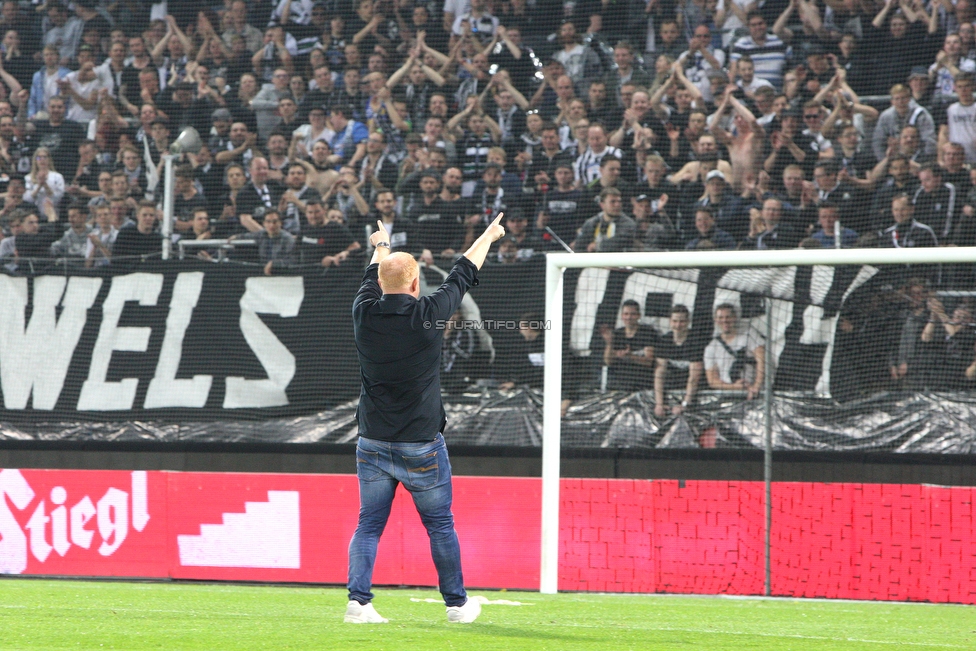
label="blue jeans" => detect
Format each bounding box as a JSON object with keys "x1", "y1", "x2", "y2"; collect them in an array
[{"x1": 347, "y1": 433, "x2": 467, "y2": 607}]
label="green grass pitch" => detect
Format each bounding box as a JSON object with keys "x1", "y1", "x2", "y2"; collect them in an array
[{"x1": 0, "y1": 579, "x2": 973, "y2": 650}]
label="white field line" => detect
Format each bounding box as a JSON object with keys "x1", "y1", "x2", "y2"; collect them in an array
[{"x1": 410, "y1": 596, "x2": 533, "y2": 606}]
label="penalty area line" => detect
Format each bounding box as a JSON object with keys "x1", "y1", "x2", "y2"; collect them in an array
[{"x1": 410, "y1": 596, "x2": 533, "y2": 606}]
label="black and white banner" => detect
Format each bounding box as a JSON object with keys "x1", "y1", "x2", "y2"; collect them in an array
[
  {"x1": 0, "y1": 262, "x2": 364, "y2": 420},
  {"x1": 568, "y1": 264, "x2": 877, "y2": 397},
  {"x1": 0, "y1": 258, "x2": 876, "y2": 422}
]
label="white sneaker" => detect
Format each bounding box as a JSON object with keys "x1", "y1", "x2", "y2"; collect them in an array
[
  {"x1": 446, "y1": 597, "x2": 481, "y2": 623},
  {"x1": 344, "y1": 600, "x2": 389, "y2": 624}
]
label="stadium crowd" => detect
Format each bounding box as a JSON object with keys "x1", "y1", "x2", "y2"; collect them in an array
[
  {"x1": 0, "y1": 0, "x2": 971, "y2": 274},
  {"x1": 0, "y1": 0, "x2": 970, "y2": 405},
  {"x1": 0, "y1": 0, "x2": 976, "y2": 272}
]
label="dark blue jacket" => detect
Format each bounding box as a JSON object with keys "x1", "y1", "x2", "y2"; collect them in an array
[
  {"x1": 353, "y1": 257, "x2": 479, "y2": 441},
  {"x1": 685, "y1": 226, "x2": 736, "y2": 250}
]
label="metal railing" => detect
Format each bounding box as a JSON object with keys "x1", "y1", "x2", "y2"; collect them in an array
[{"x1": 176, "y1": 238, "x2": 255, "y2": 262}]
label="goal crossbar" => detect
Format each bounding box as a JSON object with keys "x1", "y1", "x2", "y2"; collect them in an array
[{"x1": 540, "y1": 246, "x2": 976, "y2": 594}]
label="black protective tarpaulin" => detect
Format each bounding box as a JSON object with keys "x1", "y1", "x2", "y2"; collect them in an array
[{"x1": 2, "y1": 389, "x2": 975, "y2": 454}]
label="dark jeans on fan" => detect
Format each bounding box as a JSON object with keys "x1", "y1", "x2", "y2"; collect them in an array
[{"x1": 347, "y1": 433, "x2": 467, "y2": 607}]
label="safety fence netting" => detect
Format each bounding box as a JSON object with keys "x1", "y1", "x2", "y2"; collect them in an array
[
  {"x1": 2, "y1": 0, "x2": 976, "y2": 451},
  {"x1": 2, "y1": 259, "x2": 976, "y2": 454}
]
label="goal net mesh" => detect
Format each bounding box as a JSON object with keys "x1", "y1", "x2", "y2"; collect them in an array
[{"x1": 534, "y1": 260, "x2": 976, "y2": 453}]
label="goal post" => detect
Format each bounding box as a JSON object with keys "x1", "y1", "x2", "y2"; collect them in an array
[{"x1": 541, "y1": 246, "x2": 976, "y2": 595}]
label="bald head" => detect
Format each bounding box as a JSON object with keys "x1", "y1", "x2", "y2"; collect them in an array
[{"x1": 378, "y1": 252, "x2": 420, "y2": 296}]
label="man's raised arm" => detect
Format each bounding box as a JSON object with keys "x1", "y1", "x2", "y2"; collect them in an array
[
  {"x1": 369, "y1": 220, "x2": 392, "y2": 266},
  {"x1": 354, "y1": 221, "x2": 392, "y2": 317},
  {"x1": 462, "y1": 213, "x2": 506, "y2": 269}
]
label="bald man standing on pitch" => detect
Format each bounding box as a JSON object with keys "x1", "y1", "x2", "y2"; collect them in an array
[{"x1": 345, "y1": 212, "x2": 506, "y2": 625}]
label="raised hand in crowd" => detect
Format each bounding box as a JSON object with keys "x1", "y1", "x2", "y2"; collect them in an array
[
  {"x1": 464, "y1": 94, "x2": 483, "y2": 115},
  {"x1": 748, "y1": 208, "x2": 765, "y2": 240},
  {"x1": 665, "y1": 122, "x2": 681, "y2": 144},
  {"x1": 756, "y1": 171, "x2": 771, "y2": 196}
]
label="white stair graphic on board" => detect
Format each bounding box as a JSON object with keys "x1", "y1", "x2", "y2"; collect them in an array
[{"x1": 177, "y1": 491, "x2": 300, "y2": 568}]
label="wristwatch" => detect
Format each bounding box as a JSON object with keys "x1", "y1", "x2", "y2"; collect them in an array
[{"x1": 375, "y1": 242, "x2": 391, "y2": 248}]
